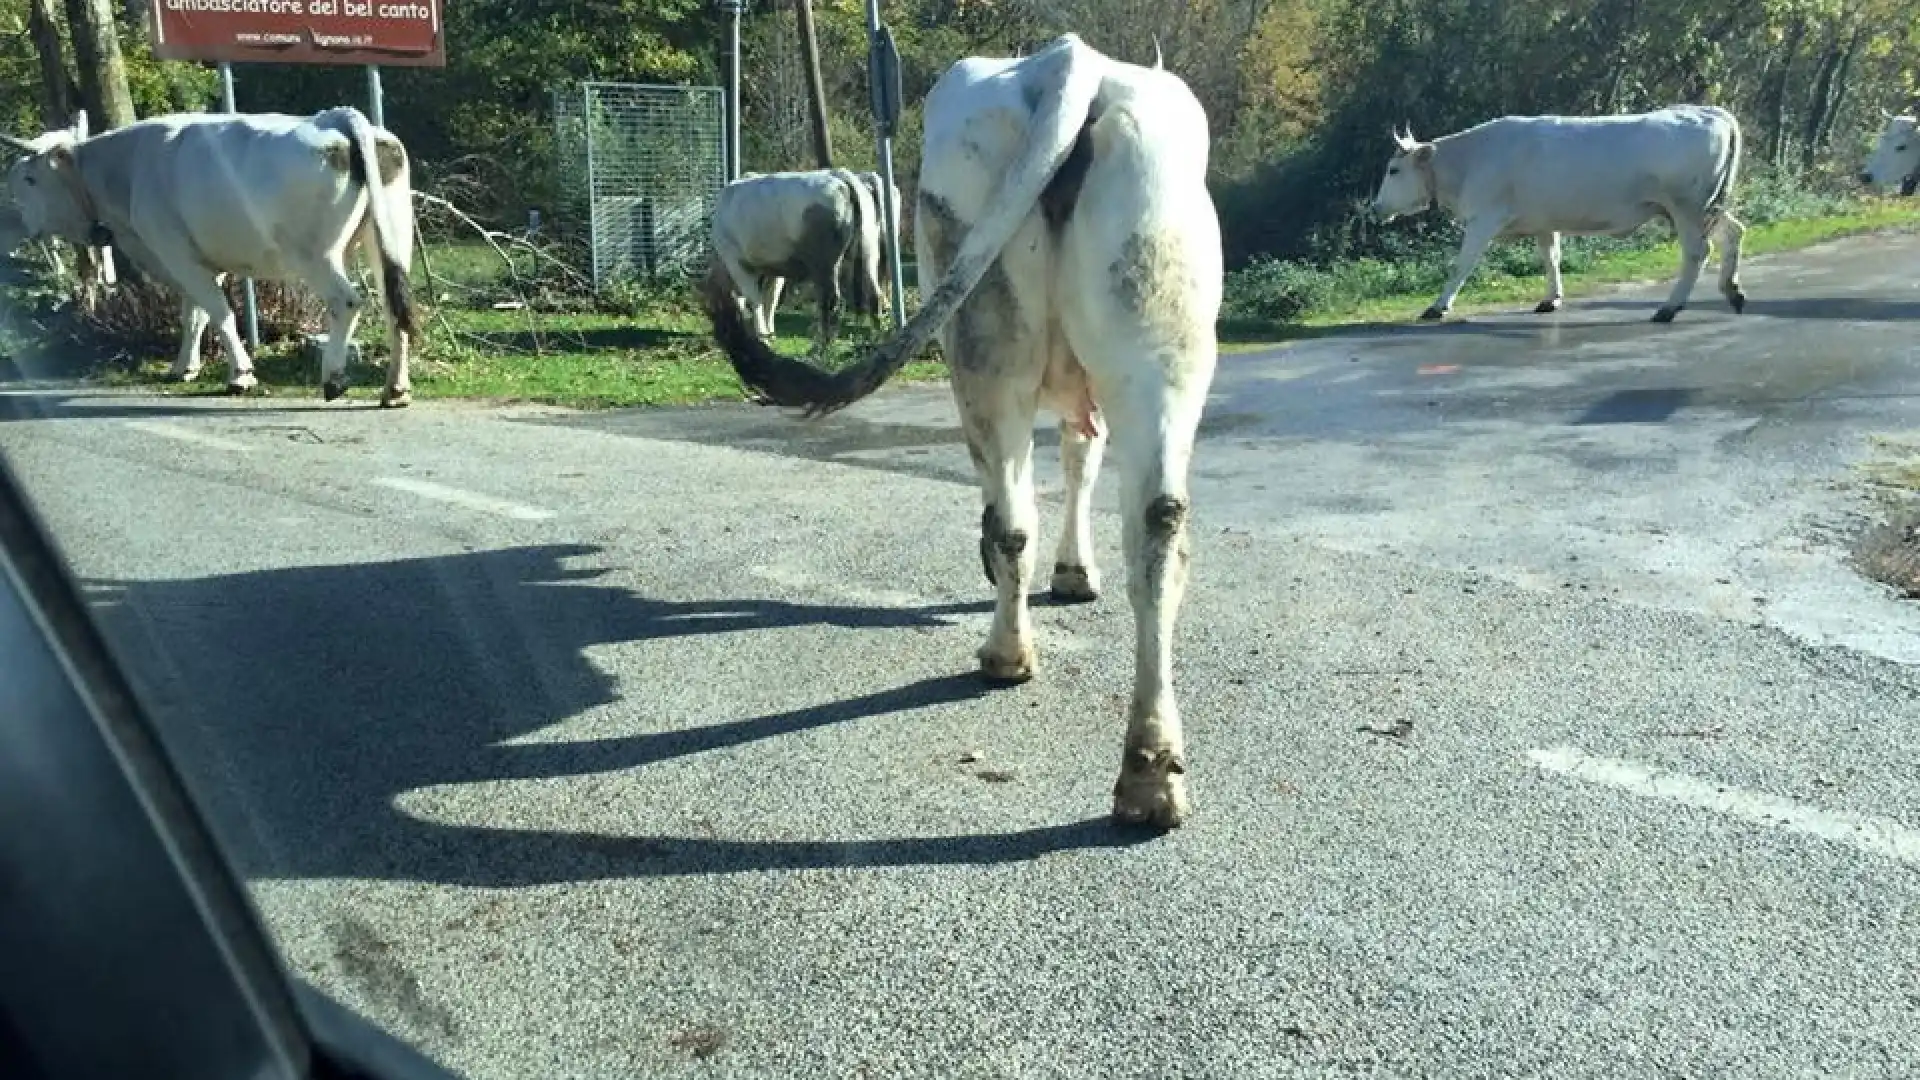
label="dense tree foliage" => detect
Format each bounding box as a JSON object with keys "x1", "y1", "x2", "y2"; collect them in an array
[{"x1": 3, "y1": 0, "x2": 1919, "y2": 267}]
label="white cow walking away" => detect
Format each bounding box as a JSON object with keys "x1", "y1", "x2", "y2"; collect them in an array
[
  {"x1": 1369, "y1": 105, "x2": 1748, "y2": 323},
  {"x1": 1, "y1": 106, "x2": 417, "y2": 405},
  {"x1": 709, "y1": 168, "x2": 884, "y2": 352},
  {"x1": 701, "y1": 34, "x2": 1222, "y2": 828},
  {"x1": 1859, "y1": 111, "x2": 1920, "y2": 195}
]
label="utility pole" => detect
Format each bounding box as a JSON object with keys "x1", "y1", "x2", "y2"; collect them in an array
[
  {"x1": 795, "y1": 0, "x2": 833, "y2": 167},
  {"x1": 721, "y1": 0, "x2": 745, "y2": 180},
  {"x1": 864, "y1": 0, "x2": 905, "y2": 327}
]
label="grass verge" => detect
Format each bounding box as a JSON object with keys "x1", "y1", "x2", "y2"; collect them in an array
[{"x1": 12, "y1": 201, "x2": 1917, "y2": 409}]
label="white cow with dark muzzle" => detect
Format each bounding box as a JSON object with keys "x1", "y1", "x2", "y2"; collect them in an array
[
  {"x1": 1, "y1": 105, "x2": 417, "y2": 405},
  {"x1": 1859, "y1": 112, "x2": 1920, "y2": 196},
  {"x1": 1370, "y1": 105, "x2": 1749, "y2": 323}
]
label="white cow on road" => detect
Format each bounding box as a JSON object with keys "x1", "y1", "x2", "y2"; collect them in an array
[
  {"x1": 1859, "y1": 112, "x2": 1920, "y2": 195},
  {"x1": 701, "y1": 34, "x2": 1222, "y2": 828},
  {"x1": 2, "y1": 106, "x2": 417, "y2": 405},
  {"x1": 710, "y1": 168, "x2": 884, "y2": 352},
  {"x1": 1370, "y1": 105, "x2": 1748, "y2": 323}
]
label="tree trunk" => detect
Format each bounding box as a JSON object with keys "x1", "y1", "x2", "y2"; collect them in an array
[
  {"x1": 63, "y1": 0, "x2": 137, "y2": 130},
  {"x1": 795, "y1": 0, "x2": 834, "y2": 168},
  {"x1": 1801, "y1": 29, "x2": 1844, "y2": 171},
  {"x1": 26, "y1": 0, "x2": 77, "y2": 131},
  {"x1": 1763, "y1": 17, "x2": 1806, "y2": 166},
  {"x1": 1813, "y1": 29, "x2": 1863, "y2": 161}
]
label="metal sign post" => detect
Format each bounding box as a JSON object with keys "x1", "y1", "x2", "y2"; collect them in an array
[
  {"x1": 366, "y1": 66, "x2": 385, "y2": 128},
  {"x1": 720, "y1": 0, "x2": 744, "y2": 181},
  {"x1": 864, "y1": 0, "x2": 906, "y2": 328},
  {"x1": 216, "y1": 63, "x2": 260, "y2": 352}
]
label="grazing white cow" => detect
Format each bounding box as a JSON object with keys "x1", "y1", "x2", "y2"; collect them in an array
[
  {"x1": 1859, "y1": 112, "x2": 1920, "y2": 195},
  {"x1": 1370, "y1": 105, "x2": 1748, "y2": 323},
  {"x1": 710, "y1": 168, "x2": 884, "y2": 351},
  {"x1": 1, "y1": 106, "x2": 417, "y2": 405},
  {"x1": 701, "y1": 34, "x2": 1222, "y2": 828}
]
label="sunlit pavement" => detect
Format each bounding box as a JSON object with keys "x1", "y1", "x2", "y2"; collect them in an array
[{"x1": 3, "y1": 230, "x2": 1917, "y2": 1078}]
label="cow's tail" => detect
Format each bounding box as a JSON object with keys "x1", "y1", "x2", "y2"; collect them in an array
[
  {"x1": 829, "y1": 167, "x2": 883, "y2": 313},
  {"x1": 701, "y1": 34, "x2": 1104, "y2": 417},
  {"x1": 1706, "y1": 108, "x2": 1742, "y2": 221},
  {"x1": 342, "y1": 108, "x2": 417, "y2": 336}
]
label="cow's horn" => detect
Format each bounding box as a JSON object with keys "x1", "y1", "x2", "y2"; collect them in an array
[
  {"x1": 1151, "y1": 34, "x2": 1163, "y2": 70},
  {"x1": 72, "y1": 109, "x2": 88, "y2": 140}
]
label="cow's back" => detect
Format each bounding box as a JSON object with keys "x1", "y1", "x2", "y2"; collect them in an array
[
  {"x1": 1452, "y1": 107, "x2": 1737, "y2": 231},
  {"x1": 119, "y1": 112, "x2": 366, "y2": 278},
  {"x1": 713, "y1": 171, "x2": 849, "y2": 268}
]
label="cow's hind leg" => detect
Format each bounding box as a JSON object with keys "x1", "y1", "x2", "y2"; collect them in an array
[
  {"x1": 1654, "y1": 208, "x2": 1711, "y2": 323},
  {"x1": 1534, "y1": 232, "x2": 1564, "y2": 313},
  {"x1": 168, "y1": 299, "x2": 210, "y2": 382},
  {"x1": 1050, "y1": 420, "x2": 1106, "y2": 603},
  {"x1": 359, "y1": 221, "x2": 412, "y2": 408},
  {"x1": 1716, "y1": 211, "x2": 1747, "y2": 313},
  {"x1": 963, "y1": 380, "x2": 1044, "y2": 683}
]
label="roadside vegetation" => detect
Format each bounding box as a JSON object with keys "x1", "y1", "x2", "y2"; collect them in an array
[{"x1": 4, "y1": 0, "x2": 1920, "y2": 407}]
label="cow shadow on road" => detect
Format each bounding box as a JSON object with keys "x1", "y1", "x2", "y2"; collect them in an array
[{"x1": 84, "y1": 543, "x2": 1151, "y2": 889}]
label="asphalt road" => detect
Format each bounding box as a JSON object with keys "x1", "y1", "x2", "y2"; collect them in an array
[{"x1": 4, "y1": 231, "x2": 1919, "y2": 1079}]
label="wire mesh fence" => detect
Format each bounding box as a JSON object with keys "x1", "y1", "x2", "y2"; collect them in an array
[{"x1": 552, "y1": 82, "x2": 728, "y2": 290}]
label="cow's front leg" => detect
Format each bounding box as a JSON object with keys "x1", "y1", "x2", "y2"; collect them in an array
[
  {"x1": 1534, "y1": 232, "x2": 1564, "y2": 313},
  {"x1": 310, "y1": 262, "x2": 367, "y2": 400},
  {"x1": 169, "y1": 300, "x2": 210, "y2": 382},
  {"x1": 759, "y1": 275, "x2": 785, "y2": 337},
  {"x1": 961, "y1": 384, "x2": 1042, "y2": 684},
  {"x1": 1423, "y1": 219, "x2": 1501, "y2": 320},
  {"x1": 813, "y1": 279, "x2": 841, "y2": 357}
]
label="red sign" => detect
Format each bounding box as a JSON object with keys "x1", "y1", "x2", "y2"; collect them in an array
[{"x1": 148, "y1": 0, "x2": 447, "y2": 67}]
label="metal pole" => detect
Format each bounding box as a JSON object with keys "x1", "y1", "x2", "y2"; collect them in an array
[
  {"x1": 724, "y1": 1, "x2": 743, "y2": 180},
  {"x1": 865, "y1": 0, "x2": 906, "y2": 327},
  {"x1": 366, "y1": 65, "x2": 385, "y2": 128},
  {"x1": 217, "y1": 62, "x2": 260, "y2": 352}
]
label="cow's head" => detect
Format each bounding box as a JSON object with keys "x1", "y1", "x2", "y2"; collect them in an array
[
  {"x1": 1, "y1": 117, "x2": 96, "y2": 248},
  {"x1": 1370, "y1": 125, "x2": 1436, "y2": 222},
  {"x1": 1860, "y1": 112, "x2": 1920, "y2": 196}
]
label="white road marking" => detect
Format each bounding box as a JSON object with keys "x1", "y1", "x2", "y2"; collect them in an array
[
  {"x1": 372, "y1": 476, "x2": 556, "y2": 522},
  {"x1": 125, "y1": 419, "x2": 253, "y2": 454},
  {"x1": 1528, "y1": 746, "x2": 1920, "y2": 865}
]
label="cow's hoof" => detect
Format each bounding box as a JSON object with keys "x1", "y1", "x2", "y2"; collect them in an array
[
  {"x1": 979, "y1": 534, "x2": 998, "y2": 587},
  {"x1": 1650, "y1": 306, "x2": 1681, "y2": 324},
  {"x1": 977, "y1": 644, "x2": 1036, "y2": 685},
  {"x1": 1534, "y1": 298, "x2": 1562, "y2": 314},
  {"x1": 380, "y1": 387, "x2": 412, "y2": 409},
  {"x1": 225, "y1": 372, "x2": 257, "y2": 395},
  {"x1": 1049, "y1": 563, "x2": 1100, "y2": 604},
  {"x1": 1418, "y1": 306, "x2": 1447, "y2": 321},
  {"x1": 1727, "y1": 289, "x2": 1747, "y2": 315},
  {"x1": 322, "y1": 380, "x2": 348, "y2": 402},
  {"x1": 169, "y1": 368, "x2": 200, "y2": 384},
  {"x1": 1112, "y1": 749, "x2": 1190, "y2": 830}
]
